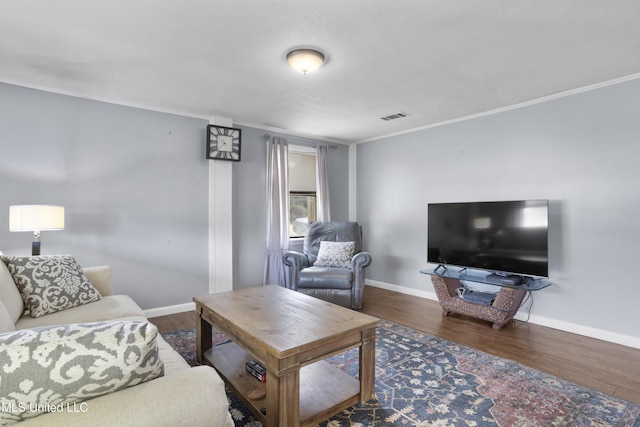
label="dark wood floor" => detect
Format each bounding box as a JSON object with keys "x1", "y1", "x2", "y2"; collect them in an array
[{"x1": 150, "y1": 285, "x2": 640, "y2": 405}]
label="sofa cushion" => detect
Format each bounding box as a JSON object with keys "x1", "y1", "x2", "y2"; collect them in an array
[
  {"x1": 313, "y1": 241, "x2": 355, "y2": 268},
  {"x1": 14, "y1": 367, "x2": 234, "y2": 427},
  {"x1": 1, "y1": 255, "x2": 101, "y2": 318},
  {"x1": 0, "y1": 259, "x2": 25, "y2": 323},
  {"x1": 15, "y1": 295, "x2": 145, "y2": 331},
  {"x1": 155, "y1": 335, "x2": 190, "y2": 375},
  {"x1": 0, "y1": 321, "x2": 164, "y2": 426},
  {"x1": 0, "y1": 300, "x2": 15, "y2": 333}
]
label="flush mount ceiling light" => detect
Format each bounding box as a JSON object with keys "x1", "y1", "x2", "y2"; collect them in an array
[{"x1": 286, "y1": 49, "x2": 325, "y2": 74}]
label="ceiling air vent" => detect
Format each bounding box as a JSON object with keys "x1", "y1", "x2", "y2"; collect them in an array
[{"x1": 380, "y1": 111, "x2": 411, "y2": 121}]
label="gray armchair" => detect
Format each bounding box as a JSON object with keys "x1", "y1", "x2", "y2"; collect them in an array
[{"x1": 282, "y1": 221, "x2": 372, "y2": 310}]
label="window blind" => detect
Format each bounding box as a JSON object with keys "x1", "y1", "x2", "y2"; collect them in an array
[{"x1": 289, "y1": 151, "x2": 316, "y2": 192}]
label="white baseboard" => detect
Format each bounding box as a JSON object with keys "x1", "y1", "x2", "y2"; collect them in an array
[
  {"x1": 366, "y1": 279, "x2": 438, "y2": 301},
  {"x1": 144, "y1": 302, "x2": 195, "y2": 318},
  {"x1": 365, "y1": 280, "x2": 640, "y2": 350},
  {"x1": 518, "y1": 313, "x2": 640, "y2": 350},
  {"x1": 144, "y1": 281, "x2": 640, "y2": 350}
]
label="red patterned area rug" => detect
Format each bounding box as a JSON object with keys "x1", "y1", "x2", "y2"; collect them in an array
[{"x1": 162, "y1": 320, "x2": 640, "y2": 426}]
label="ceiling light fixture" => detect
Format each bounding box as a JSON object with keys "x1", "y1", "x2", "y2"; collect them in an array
[{"x1": 286, "y1": 49, "x2": 325, "y2": 74}]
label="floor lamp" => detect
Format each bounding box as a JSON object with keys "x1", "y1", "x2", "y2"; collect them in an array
[{"x1": 9, "y1": 205, "x2": 65, "y2": 256}]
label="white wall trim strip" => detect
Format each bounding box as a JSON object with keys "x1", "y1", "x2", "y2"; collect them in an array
[
  {"x1": 348, "y1": 144, "x2": 358, "y2": 221},
  {"x1": 145, "y1": 302, "x2": 195, "y2": 319},
  {"x1": 365, "y1": 280, "x2": 640, "y2": 350},
  {"x1": 145, "y1": 280, "x2": 640, "y2": 349},
  {"x1": 209, "y1": 117, "x2": 234, "y2": 295},
  {"x1": 366, "y1": 279, "x2": 437, "y2": 300},
  {"x1": 356, "y1": 72, "x2": 640, "y2": 144}
]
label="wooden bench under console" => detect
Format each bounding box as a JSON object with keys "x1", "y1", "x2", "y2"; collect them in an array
[{"x1": 421, "y1": 267, "x2": 552, "y2": 330}]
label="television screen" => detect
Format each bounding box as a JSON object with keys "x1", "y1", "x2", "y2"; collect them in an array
[{"x1": 427, "y1": 200, "x2": 549, "y2": 277}]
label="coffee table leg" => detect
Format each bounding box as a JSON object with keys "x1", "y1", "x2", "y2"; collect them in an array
[
  {"x1": 196, "y1": 310, "x2": 212, "y2": 365},
  {"x1": 266, "y1": 367, "x2": 300, "y2": 426},
  {"x1": 359, "y1": 327, "x2": 376, "y2": 403}
]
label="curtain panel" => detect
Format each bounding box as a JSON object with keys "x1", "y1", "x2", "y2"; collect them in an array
[
  {"x1": 316, "y1": 145, "x2": 331, "y2": 222},
  {"x1": 263, "y1": 136, "x2": 290, "y2": 286}
]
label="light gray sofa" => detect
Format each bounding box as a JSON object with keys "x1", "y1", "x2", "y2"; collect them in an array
[{"x1": 0, "y1": 256, "x2": 234, "y2": 427}]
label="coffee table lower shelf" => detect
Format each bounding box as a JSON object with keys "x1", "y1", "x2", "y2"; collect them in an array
[{"x1": 204, "y1": 341, "x2": 361, "y2": 426}]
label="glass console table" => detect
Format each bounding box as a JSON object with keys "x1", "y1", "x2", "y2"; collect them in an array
[
  {"x1": 420, "y1": 266, "x2": 552, "y2": 291},
  {"x1": 420, "y1": 266, "x2": 552, "y2": 330}
]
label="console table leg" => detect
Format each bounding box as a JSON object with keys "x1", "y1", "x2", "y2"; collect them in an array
[
  {"x1": 359, "y1": 327, "x2": 377, "y2": 403},
  {"x1": 196, "y1": 311, "x2": 212, "y2": 365},
  {"x1": 493, "y1": 320, "x2": 510, "y2": 330},
  {"x1": 266, "y1": 366, "x2": 300, "y2": 427}
]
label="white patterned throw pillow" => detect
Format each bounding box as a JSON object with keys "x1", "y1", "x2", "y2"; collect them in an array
[
  {"x1": 314, "y1": 241, "x2": 355, "y2": 268},
  {"x1": 0, "y1": 255, "x2": 101, "y2": 318},
  {"x1": 0, "y1": 321, "x2": 164, "y2": 426}
]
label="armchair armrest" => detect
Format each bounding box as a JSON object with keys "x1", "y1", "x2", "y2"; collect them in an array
[
  {"x1": 351, "y1": 252, "x2": 372, "y2": 310},
  {"x1": 282, "y1": 251, "x2": 310, "y2": 270},
  {"x1": 283, "y1": 251, "x2": 310, "y2": 269},
  {"x1": 351, "y1": 252, "x2": 372, "y2": 271},
  {"x1": 282, "y1": 251, "x2": 310, "y2": 290}
]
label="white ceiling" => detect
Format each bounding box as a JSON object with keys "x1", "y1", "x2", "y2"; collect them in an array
[{"x1": 2, "y1": 1, "x2": 640, "y2": 143}]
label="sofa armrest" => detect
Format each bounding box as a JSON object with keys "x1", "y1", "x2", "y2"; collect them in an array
[
  {"x1": 82, "y1": 265, "x2": 113, "y2": 296},
  {"x1": 18, "y1": 366, "x2": 233, "y2": 427}
]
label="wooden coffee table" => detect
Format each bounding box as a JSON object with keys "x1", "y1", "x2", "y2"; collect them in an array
[{"x1": 194, "y1": 285, "x2": 380, "y2": 427}]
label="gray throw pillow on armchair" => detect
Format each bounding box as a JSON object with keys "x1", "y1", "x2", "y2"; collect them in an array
[{"x1": 313, "y1": 241, "x2": 355, "y2": 268}]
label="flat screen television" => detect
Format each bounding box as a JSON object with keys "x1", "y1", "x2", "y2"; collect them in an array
[{"x1": 427, "y1": 200, "x2": 549, "y2": 278}]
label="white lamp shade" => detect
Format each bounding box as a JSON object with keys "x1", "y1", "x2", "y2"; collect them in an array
[{"x1": 9, "y1": 205, "x2": 65, "y2": 232}]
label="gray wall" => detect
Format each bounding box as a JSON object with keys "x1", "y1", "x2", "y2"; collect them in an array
[
  {"x1": 0, "y1": 83, "x2": 211, "y2": 309},
  {"x1": 356, "y1": 77, "x2": 640, "y2": 340},
  {"x1": 0, "y1": 83, "x2": 350, "y2": 308}
]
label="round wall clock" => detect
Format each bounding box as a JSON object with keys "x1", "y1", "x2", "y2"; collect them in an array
[{"x1": 206, "y1": 124, "x2": 241, "y2": 161}]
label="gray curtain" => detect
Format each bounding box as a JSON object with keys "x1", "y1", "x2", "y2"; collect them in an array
[
  {"x1": 316, "y1": 145, "x2": 331, "y2": 221},
  {"x1": 263, "y1": 136, "x2": 290, "y2": 286}
]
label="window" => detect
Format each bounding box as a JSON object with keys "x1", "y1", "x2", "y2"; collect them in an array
[{"x1": 288, "y1": 147, "x2": 316, "y2": 238}]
